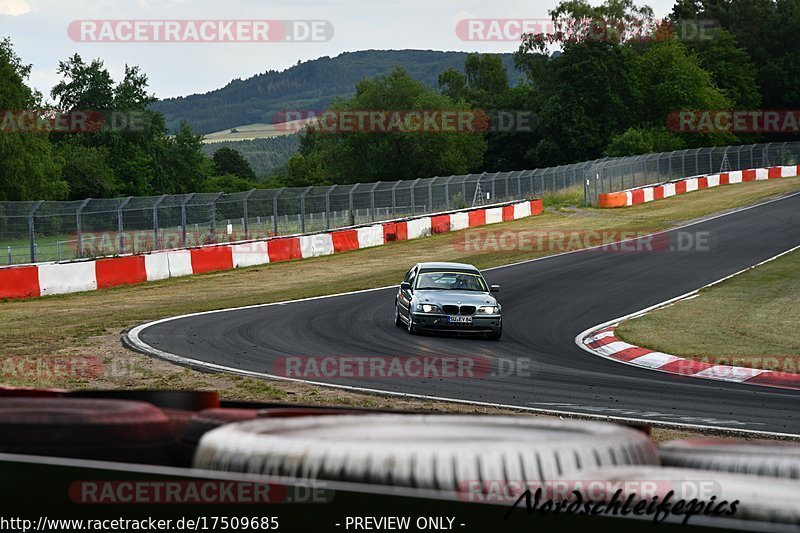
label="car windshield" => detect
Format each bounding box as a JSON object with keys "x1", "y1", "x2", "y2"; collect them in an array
[{"x1": 415, "y1": 272, "x2": 487, "y2": 292}]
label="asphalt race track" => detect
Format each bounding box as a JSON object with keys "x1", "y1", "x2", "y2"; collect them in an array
[{"x1": 132, "y1": 192, "x2": 800, "y2": 435}]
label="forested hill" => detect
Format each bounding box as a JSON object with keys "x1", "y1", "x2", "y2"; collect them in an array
[{"x1": 152, "y1": 50, "x2": 520, "y2": 134}]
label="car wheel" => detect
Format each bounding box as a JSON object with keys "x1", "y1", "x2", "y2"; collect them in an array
[
  {"x1": 406, "y1": 313, "x2": 417, "y2": 335},
  {"x1": 394, "y1": 304, "x2": 403, "y2": 327}
]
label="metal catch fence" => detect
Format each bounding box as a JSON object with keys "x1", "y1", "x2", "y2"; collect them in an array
[{"x1": 1, "y1": 142, "x2": 797, "y2": 265}]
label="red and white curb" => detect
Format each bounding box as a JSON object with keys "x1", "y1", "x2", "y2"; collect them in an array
[
  {"x1": 577, "y1": 241, "x2": 800, "y2": 392},
  {"x1": 581, "y1": 325, "x2": 800, "y2": 390}
]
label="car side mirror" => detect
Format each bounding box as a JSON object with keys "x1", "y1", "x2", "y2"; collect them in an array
[
  {"x1": 400, "y1": 282, "x2": 412, "y2": 291},
  {"x1": 490, "y1": 284, "x2": 500, "y2": 293}
]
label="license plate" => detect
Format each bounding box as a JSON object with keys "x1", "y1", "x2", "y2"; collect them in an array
[{"x1": 448, "y1": 315, "x2": 472, "y2": 324}]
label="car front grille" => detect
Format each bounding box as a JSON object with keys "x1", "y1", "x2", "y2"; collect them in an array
[{"x1": 441, "y1": 305, "x2": 477, "y2": 315}]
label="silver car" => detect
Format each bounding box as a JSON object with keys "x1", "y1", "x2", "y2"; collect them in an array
[{"x1": 395, "y1": 262, "x2": 502, "y2": 340}]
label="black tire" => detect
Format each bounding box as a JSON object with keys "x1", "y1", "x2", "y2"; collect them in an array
[
  {"x1": 0, "y1": 398, "x2": 176, "y2": 465},
  {"x1": 486, "y1": 328, "x2": 502, "y2": 341},
  {"x1": 394, "y1": 303, "x2": 403, "y2": 327},
  {"x1": 70, "y1": 390, "x2": 220, "y2": 411}
]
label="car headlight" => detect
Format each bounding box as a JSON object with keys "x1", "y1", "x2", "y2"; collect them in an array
[
  {"x1": 478, "y1": 305, "x2": 500, "y2": 314},
  {"x1": 418, "y1": 304, "x2": 440, "y2": 313}
]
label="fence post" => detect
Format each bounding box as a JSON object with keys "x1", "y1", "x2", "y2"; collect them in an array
[
  {"x1": 272, "y1": 188, "x2": 285, "y2": 236},
  {"x1": 428, "y1": 180, "x2": 434, "y2": 212},
  {"x1": 348, "y1": 185, "x2": 356, "y2": 222},
  {"x1": 443, "y1": 176, "x2": 454, "y2": 208},
  {"x1": 679, "y1": 150, "x2": 684, "y2": 178},
  {"x1": 118, "y1": 197, "x2": 132, "y2": 254},
  {"x1": 180, "y1": 193, "x2": 195, "y2": 248},
  {"x1": 325, "y1": 185, "x2": 337, "y2": 230},
  {"x1": 242, "y1": 189, "x2": 255, "y2": 240},
  {"x1": 208, "y1": 193, "x2": 222, "y2": 244},
  {"x1": 76, "y1": 198, "x2": 91, "y2": 259},
  {"x1": 391, "y1": 181, "x2": 401, "y2": 216},
  {"x1": 152, "y1": 195, "x2": 166, "y2": 250},
  {"x1": 411, "y1": 178, "x2": 421, "y2": 214},
  {"x1": 369, "y1": 182, "x2": 381, "y2": 222},
  {"x1": 28, "y1": 200, "x2": 43, "y2": 263},
  {"x1": 527, "y1": 170, "x2": 535, "y2": 198},
  {"x1": 299, "y1": 186, "x2": 312, "y2": 234}
]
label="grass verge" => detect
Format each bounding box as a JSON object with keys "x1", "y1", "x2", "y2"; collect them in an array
[
  {"x1": 1, "y1": 178, "x2": 799, "y2": 439},
  {"x1": 617, "y1": 247, "x2": 800, "y2": 373}
]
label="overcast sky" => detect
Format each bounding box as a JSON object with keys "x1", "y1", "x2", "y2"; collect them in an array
[{"x1": 1, "y1": 0, "x2": 677, "y2": 101}]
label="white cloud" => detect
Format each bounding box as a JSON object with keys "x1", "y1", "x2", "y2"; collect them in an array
[{"x1": 0, "y1": 0, "x2": 31, "y2": 16}]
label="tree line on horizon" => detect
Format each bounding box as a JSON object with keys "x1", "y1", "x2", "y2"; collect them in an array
[{"x1": 1, "y1": 0, "x2": 798, "y2": 201}]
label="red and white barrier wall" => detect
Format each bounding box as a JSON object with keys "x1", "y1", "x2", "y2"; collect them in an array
[
  {"x1": 598, "y1": 165, "x2": 800, "y2": 208},
  {"x1": 0, "y1": 200, "x2": 543, "y2": 300}
]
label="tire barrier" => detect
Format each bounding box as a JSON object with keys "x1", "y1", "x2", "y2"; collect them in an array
[
  {"x1": 572, "y1": 466, "x2": 800, "y2": 526},
  {"x1": 0, "y1": 398, "x2": 176, "y2": 464},
  {"x1": 70, "y1": 389, "x2": 221, "y2": 411},
  {"x1": 192, "y1": 415, "x2": 659, "y2": 490},
  {"x1": 659, "y1": 439, "x2": 800, "y2": 479},
  {"x1": 179, "y1": 407, "x2": 363, "y2": 466},
  {"x1": 0, "y1": 386, "x2": 65, "y2": 397}
]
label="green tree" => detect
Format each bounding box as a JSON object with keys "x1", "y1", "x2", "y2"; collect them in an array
[
  {"x1": 633, "y1": 38, "x2": 736, "y2": 146},
  {"x1": 285, "y1": 67, "x2": 486, "y2": 185},
  {"x1": 203, "y1": 174, "x2": 259, "y2": 193},
  {"x1": 212, "y1": 147, "x2": 257, "y2": 181},
  {"x1": 605, "y1": 126, "x2": 685, "y2": 156},
  {"x1": 157, "y1": 122, "x2": 214, "y2": 194},
  {"x1": 531, "y1": 41, "x2": 639, "y2": 165},
  {"x1": 51, "y1": 54, "x2": 115, "y2": 111},
  {"x1": 56, "y1": 140, "x2": 119, "y2": 199},
  {"x1": 0, "y1": 38, "x2": 66, "y2": 201},
  {"x1": 687, "y1": 28, "x2": 761, "y2": 108},
  {"x1": 439, "y1": 54, "x2": 509, "y2": 108}
]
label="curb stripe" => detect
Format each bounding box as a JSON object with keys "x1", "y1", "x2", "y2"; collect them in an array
[{"x1": 582, "y1": 326, "x2": 800, "y2": 391}]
